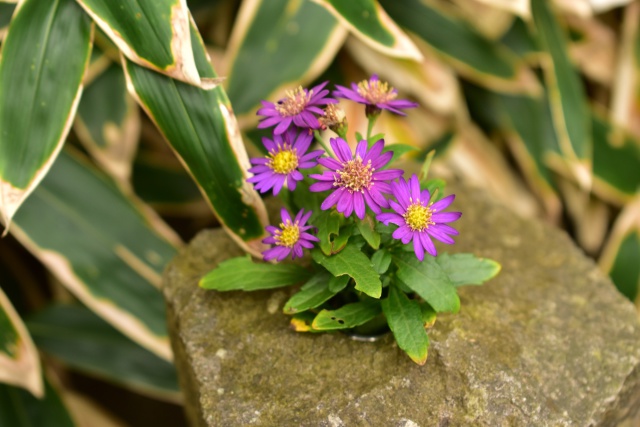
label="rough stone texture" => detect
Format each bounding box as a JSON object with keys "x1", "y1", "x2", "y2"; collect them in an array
[{"x1": 162, "y1": 185, "x2": 640, "y2": 427}]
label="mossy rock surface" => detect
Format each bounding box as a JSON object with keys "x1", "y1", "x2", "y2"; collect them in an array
[{"x1": 163, "y1": 185, "x2": 640, "y2": 426}]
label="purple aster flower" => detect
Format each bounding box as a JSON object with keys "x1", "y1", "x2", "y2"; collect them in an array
[
  {"x1": 257, "y1": 82, "x2": 337, "y2": 135},
  {"x1": 247, "y1": 129, "x2": 323, "y2": 195},
  {"x1": 377, "y1": 175, "x2": 461, "y2": 261},
  {"x1": 309, "y1": 137, "x2": 403, "y2": 219},
  {"x1": 334, "y1": 74, "x2": 418, "y2": 116},
  {"x1": 263, "y1": 208, "x2": 319, "y2": 262}
]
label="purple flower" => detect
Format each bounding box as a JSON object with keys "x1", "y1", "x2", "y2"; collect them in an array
[
  {"x1": 257, "y1": 82, "x2": 337, "y2": 135},
  {"x1": 263, "y1": 208, "x2": 319, "y2": 261},
  {"x1": 334, "y1": 74, "x2": 418, "y2": 116},
  {"x1": 377, "y1": 175, "x2": 461, "y2": 261},
  {"x1": 309, "y1": 137, "x2": 403, "y2": 219},
  {"x1": 247, "y1": 129, "x2": 323, "y2": 195}
]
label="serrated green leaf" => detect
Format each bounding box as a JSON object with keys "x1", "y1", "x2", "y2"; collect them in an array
[
  {"x1": 313, "y1": 0, "x2": 421, "y2": 60},
  {"x1": 382, "y1": 285, "x2": 429, "y2": 365},
  {"x1": 283, "y1": 271, "x2": 347, "y2": 314},
  {"x1": 0, "y1": 0, "x2": 91, "y2": 224},
  {"x1": 27, "y1": 304, "x2": 180, "y2": 402},
  {"x1": 0, "y1": 379, "x2": 75, "y2": 427},
  {"x1": 11, "y1": 149, "x2": 178, "y2": 360},
  {"x1": 394, "y1": 252, "x2": 459, "y2": 313},
  {"x1": 0, "y1": 287, "x2": 42, "y2": 397},
  {"x1": 371, "y1": 249, "x2": 392, "y2": 274},
  {"x1": 124, "y1": 22, "x2": 268, "y2": 255},
  {"x1": 312, "y1": 244, "x2": 382, "y2": 298},
  {"x1": 356, "y1": 215, "x2": 380, "y2": 249},
  {"x1": 226, "y1": 0, "x2": 346, "y2": 117},
  {"x1": 312, "y1": 299, "x2": 381, "y2": 330},
  {"x1": 435, "y1": 253, "x2": 501, "y2": 287},
  {"x1": 380, "y1": 0, "x2": 538, "y2": 93},
  {"x1": 75, "y1": 0, "x2": 203, "y2": 85},
  {"x1": 531, "y1": 0, "x2": 591, "y2": 184},
  {"x1": 200, "y1": 256, "x2": 312, "y2": 291}
]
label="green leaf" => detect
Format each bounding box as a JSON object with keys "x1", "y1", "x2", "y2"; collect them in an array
[
  {"x1": 356, "y1": 215, "x2": 380, "y2": 249},
  {"x1": 124, "y1": 23, "x2": 268, "y2": 256},
  {"x1": 75, "y1": 62, "x2": 140, "y2": 183},
  {"x1": 200, "y1": 256, "x2": 312, "y2": 291},
  {"x1": 27, "y1": 304, "x2": 180, "y2": 401},
  {"x1": 383, "y1": 143, "x2": 418, "y2": 165},
  {"x1": 531, "y1": 0, "x2": 591, "y2": 185},
  {"x1": 315, "y1": 210, "x2": 342, "y2": 255},
  {"x1": 381, "y1": 285, "x2": 429, "y2": 365},
  {"x1": 312, "y1": 244, "x2": 382, "y2": 298},
  {"x1": 312, "y1": 299, "x2": 381, "y2": 330},
  {"x1": 313, "y1": 0, "x2": 421, "y2": 60},
  {"x1": 11, "y1": 149, "x2": 178, "y2": 360},
  {"x1": 591, "y1": 114, "x2": 640, "y2": 204},
  {"x1": 435, "y1": 253, "x2": 501, "y2": 287},
  {"x1": 419, "y1": 302, "x2": 437, "y2": 327},
  {"x1": 0, "y1": 3, "x2": 15, "y2": 30},
  {"x1": 370, "y1": 249, "x2": 392, "y2": 274},
  {"x1": 0, "y1": 0, "x2": 92, "y2": 224},
  {"x1": 331, "y1": 224, "x2": 354, "y2": 254},
  {"x1": 0, "y1": 379, "x2": 75, "y2": 427},
  {"x1": 0, "y1": 287, "x2": 42, "y2": 397},
  {"x1": 75, "y1": 0, "x2": 205, "y2": 85},
  {"x1": 607, "y1": 230, "x2": 640, "y2": 302},
  {"x1": 380, "y1": 0, "x2": 538, "y2": 93},
  {"x1": 225, "y1": 0, "x2": 346, "y2": 116},
  {"x1": 393, "y1": 252, "x2": 460, "y2": 313},
  {"x1": 283, "y1": 271, "x2": 347, "y2": 314}
]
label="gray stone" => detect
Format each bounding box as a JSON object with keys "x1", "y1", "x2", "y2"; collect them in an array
[{"x1": 162, "y1": 185, "x2": 640, "y2": 426}]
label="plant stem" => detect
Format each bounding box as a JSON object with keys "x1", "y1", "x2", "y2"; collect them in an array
[
  {"x1": 366, "y1": 114, "x2": 378, "y2": 140},
  {"x1": 314, "y1": 130, "x2": 336, "y2": 158}
]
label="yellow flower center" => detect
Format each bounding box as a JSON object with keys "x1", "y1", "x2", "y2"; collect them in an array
[
  {"x1": 336, "y1": 156, "x2": 373, "y2": 193},
  {"x1": 269, "y1": 147, "x2": 298, "y2": 174},
  {"x1": 275, "y1": 222, "x2": 300, "y2": 247},
  {"x1": 275, "y1": 86, "x2": 312, "y2": 117},
  {"x1": 357, "y1": 79, "x2": 397, "y2": 104},
  {"x1": 403, "y1": 202, "x2": 433, "y2": 232}
]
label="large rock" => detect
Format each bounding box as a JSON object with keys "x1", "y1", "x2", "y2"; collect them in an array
[{"x1": 162, "y1": 185, "x2": 640, "y2": 426}]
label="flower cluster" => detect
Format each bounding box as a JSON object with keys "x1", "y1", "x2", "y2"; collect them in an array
[{"x1": 249, "y1": 76, "x2": 460, "y2": 262}]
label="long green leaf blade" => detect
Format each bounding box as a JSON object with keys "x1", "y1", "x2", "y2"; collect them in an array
[
  {"x1": 435, "y1": 253, "x2": 501, "y2": 287},
  {"x1": 379, "y1": 0, "x2": 538, "y2": 94},
  {"x1": 283, "y1": 272, "x2": 348, "y2": 314},
  {"x1": 531, "y1": 0, "x2": 591, "y2": 187},
  {"x1": 312, "y1": 299, "x2": 381, "y2": 330},
  {"x1": 0, "y1": 379, "x2": 75, "y2": 427},
  {"x1": 75, "y1": 0, "x2": 204, "y2": 86},
  {"x1": 199, "y1": 256, "x2": 312, "y2": 291},
  {"x1": 0, "y1": 0, "x2": 91, "y2": 224},
  {"x1": 27, "y1": 304, "x2": 180, "y2": 401},
  {"x1": 0, "y1": 287, "x2": 42, "y2": 397},
  {"x1": 382, "y1": 285, "x2": 429, "y2": 365},
  {"x1": 394, "y1": 252, "x2": 459, "y2": 313},
  {"x1": 124, "y1": 23, "x2": 268, "y2": 256},
  {"x1": 11, "y1": 149, "x2": 178, "y2": 360},
  {"x1": 225, "y1": 0, "x2": 346, "y2": 117},
  {"x1": 312, "y1": 0, "x2": 421, "y2": 61}
]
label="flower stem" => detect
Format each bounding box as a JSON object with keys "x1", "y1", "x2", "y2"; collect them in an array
[
  {"x1": 366, "y1": 114, "x2": 378, "y2": 140},
  {"x1": 314, "y1": 130, "x2": 336, "y2": 159}
]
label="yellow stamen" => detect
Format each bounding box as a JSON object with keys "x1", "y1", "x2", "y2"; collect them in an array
[
  {"x1": 335, "y1": 156, "x2": 373, "y2": 193},
  {"x1": 403, "y1": 202, "x2": 434, "y2": 232},
  {"x1": 269, "y1": 146, "x2": 298, "y2": 174},
  {"x1": 357, "y1": 78, "x2": 397, "y2": 104},
  {"x1": 275, "y1": 86, "x2": 312, "y2": 117},
  {"x1": 275, "y1": 221, "x2": 300, "y2": 247}
]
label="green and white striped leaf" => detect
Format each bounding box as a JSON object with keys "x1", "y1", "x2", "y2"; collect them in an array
[
  {"x1": 0, "y1": 0, "x2": 92, "y2": 225},
  {"x1": 9, "y1": 149, "x2": 179, "y2": 360},
  {"x1": 124, "y1": 22, "x2": 269, "y2": 256},
  {"x1": 382, "y1": 285, "x2": 429, "y2": 365},
  {"x1": 311, "y1": 0, "x2": 422, "y2": 61},
  {"x1": 27, "y1": 304, "x2": 180, "y2": 402},
  {"x1": 600, "y1": 197, "x2": 640, "y2": 303},
  {"x1": 0, "y1": 378, "x2": 75, "y2": 427},
  {"x1": 225, "y1": 0, "x2": 347, "y2": 119},
  {"x1": 75, "y1": 63, "x2": 140, "y2": 183},
  {"x1": 74, "y1": 0, "x2": 208, "y2": 87},
  {"x1": 531, "y1": 0, "x2": 592, "y2": 189},
  {"x1": 379, "y1": 0, "x2": 539, "y2": 95},
  {"x1": 0, "y1": 287, "x2": 42, "y2": 397}
]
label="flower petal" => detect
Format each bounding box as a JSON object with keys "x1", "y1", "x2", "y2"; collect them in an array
[
  {"x1": 309, "y1": 181, "x2": 335, "y2": 192},
  {"x1": 419, "y1": 232, "x2": 437, "y2": 257},
  {"x1": 413, "y1": 236, "x2": 425, "y2": 261},
  {"x1": 432, "y1": 211, "x2": 462, "y2": 223},
  {"x1": 353, "y1": 192, "x2": 365, "y2": 219},
  {"x1": 431, "y1": 194, "x2": 455, "y2": 212},
  {"x1": 321, "y1": 188, "x2": 344, "y2": 210},
  {"x1": 409, "y1": 175, "x2": 421, "y2": 200},
  {"x1": 331, "y1": 137, "x2": 352, "y2": 163},
  {"x1": 355, "y1": 140, "x2": 368, "y2": 159}
]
